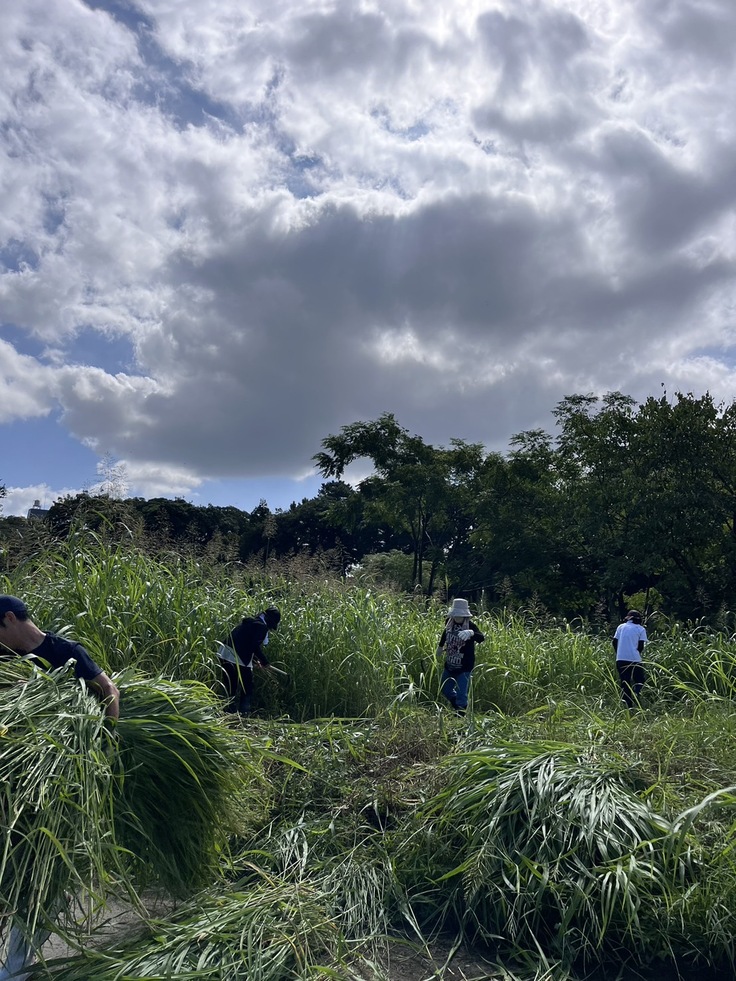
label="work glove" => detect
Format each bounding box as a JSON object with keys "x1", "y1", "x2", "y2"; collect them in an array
[{"x1": 458, "y1": 629, "x2": 474, "y2": 641}]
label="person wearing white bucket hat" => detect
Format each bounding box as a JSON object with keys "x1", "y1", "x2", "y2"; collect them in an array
[{"x1": 436, "y1": 598, "x2": 485, "y2": 715}]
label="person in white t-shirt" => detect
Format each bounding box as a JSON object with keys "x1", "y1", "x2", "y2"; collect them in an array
[{"x1": 612, "y1": 610, "x2": 647, "y2": 709}]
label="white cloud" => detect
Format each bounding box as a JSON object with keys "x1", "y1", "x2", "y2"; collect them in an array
[
  {"x1": 0, "y1": 339, "x2": 55, "y2": 423},
  {"x1": 3, "y1": 484, "x2": 81, "y2": 518},
  {"x1": 120, "y1": 459, "x2": 205, "y2": 498},
  {"x1": 1, "y1": 0, "x2": 736, "y2": 497}
]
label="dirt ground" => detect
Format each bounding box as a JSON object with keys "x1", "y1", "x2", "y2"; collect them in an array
[
  {"x1": 376, "y1": 941, "x2": 504, "y2": 980},
  {"x1": 39, "y1": 893, "x2": 173, "y2": 966}
]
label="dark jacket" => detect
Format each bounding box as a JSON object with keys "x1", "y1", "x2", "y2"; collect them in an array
[
  {"x1": 226, "y1": 615, "x2": 270, "y2": 670},
  {"x1": 438, "y1": 619, "x2": 485, "y2": 674}
]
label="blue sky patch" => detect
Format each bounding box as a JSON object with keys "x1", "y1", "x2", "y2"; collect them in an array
[
  {"x1": 81, "y1": 0, "x2": 242, "y2": 131},
  {"x1": 64, "y1": 328, "x2": 138, "y2": 375},
  {"x1": 0, "y1": 240, "x2": 39, "y2": 273},
  {"x1": 2, "y1": 414, "x2": 99, "y2": 491}
]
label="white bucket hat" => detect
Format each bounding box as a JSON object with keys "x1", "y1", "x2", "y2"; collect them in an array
[{"x1": 448, "y1": 598, "x2": 471, "y2": 618}]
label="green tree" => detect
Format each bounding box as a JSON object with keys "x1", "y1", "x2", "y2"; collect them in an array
[
  {"x1": 470, "y1": 433, "x2": 591, "y2": 616},
  {"x1": 274, "y1": 482, "x2": 382, "y2": 569},
  {"x1": 633, "y1": 391, "x2": 736, "y2": 619},
  {"x1": 314, "y1": 414, "x2": 483, "y2": 592},
  {"x1": 551, "y1": 392, "x2": 641, "y2": 618},
  {"x1": 239, "y1": 500, "x2": 275, "y2": 563},
  {"x1": 549, "y1": 389, "x2": 736, "y2": 621},
  {"x1": 46, "y1": 493, "x2": 143, "y2": 542}
]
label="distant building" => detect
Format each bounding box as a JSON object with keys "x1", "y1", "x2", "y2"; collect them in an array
[{"x1": 27, "y1": 499, "x2": 49, "y2": 521}]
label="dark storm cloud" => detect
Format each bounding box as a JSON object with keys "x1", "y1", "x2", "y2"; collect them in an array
[
  {"x1": 78, "y1": 183, "x2": 730, "y2": 476},
  {"x1": 587, "y1": 126, "x2": 736, "y2": 252},
  {"x1": 649, "y1": 0, "x2": 736, "y2": 66}
]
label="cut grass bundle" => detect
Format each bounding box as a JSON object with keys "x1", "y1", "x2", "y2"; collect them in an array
[
  {"x1": 1, "y1": 660, "x2": 260, "y2": 968},
  {"x1": 400, "y1": 742, "x2": 689, "y2": 971},
  {"x1": 0, "y1": 659, "x2": 123, "y2": 959},
  {"x1": 112, "y1": 674, "x2": 250, "y2": 895},
  {"x1": 40, "y1": 870, "x2": 362, "y2": 981}
]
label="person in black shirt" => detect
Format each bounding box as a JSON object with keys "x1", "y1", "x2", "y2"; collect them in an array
[
  {"x1": 0, "y1": 594, "x2": 119, "y2": 718},
  {"x1": 217, "y1": 606, "x2": 281, "y2": 715}
]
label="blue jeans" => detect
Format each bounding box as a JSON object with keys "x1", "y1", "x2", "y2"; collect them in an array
[
  {"x1": 0, "y1": 922, "x2": 33, "y2": 980},
  {"x1": 441, "y1": 669, "x2": 471, "y2": 709}
]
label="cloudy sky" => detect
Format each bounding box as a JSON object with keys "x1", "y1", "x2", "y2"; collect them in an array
[{"x1": 2, "y1": 0, "x2": 736, "y2": 517}]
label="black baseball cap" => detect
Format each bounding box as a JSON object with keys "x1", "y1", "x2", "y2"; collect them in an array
[{"x1": 0, "y1": 595, "x2": 28, "y2": 618}]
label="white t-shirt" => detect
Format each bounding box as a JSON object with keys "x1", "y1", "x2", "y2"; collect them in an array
[{"x1": 614, "y1": 621, "x2": 647, "y2": 662}]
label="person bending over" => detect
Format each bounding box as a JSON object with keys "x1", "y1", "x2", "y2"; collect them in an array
[{"x1": 218, "y1": 606, "x2": 281, "y2": 715}]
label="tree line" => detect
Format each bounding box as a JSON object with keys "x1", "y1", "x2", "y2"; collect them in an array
[{"x1": 3, "y1": 389, "x2": 736, "y2": 625}]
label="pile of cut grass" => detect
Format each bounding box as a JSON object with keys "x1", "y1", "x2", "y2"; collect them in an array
[
  {"x1": 0, "y1": 659, "x2": 121, "y2": 949},
  {"x1": 0, "y1": 661, "x2": 255, "y2": 969},
  {"x1": 400, "y1": 742, "x2": 688, "y2": 965},
  {"x1": 112, "y1": 675, "x2": 252, "y2": 895},
  {"x1": 41, "y1": 871, "x2": 361, "y2": 981}
]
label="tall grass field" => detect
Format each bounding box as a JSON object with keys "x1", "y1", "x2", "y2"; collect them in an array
[{"x1": 2, "y1": 537, "x2": 736, "y2": 980}]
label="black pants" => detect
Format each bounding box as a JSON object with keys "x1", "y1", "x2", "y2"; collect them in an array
[
  {"x1": 220, "y1": 659, "x2": 254, "y2": 714},
  {"x1": 617, "y1": 660, "x2": 645, "y2": 709}
]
